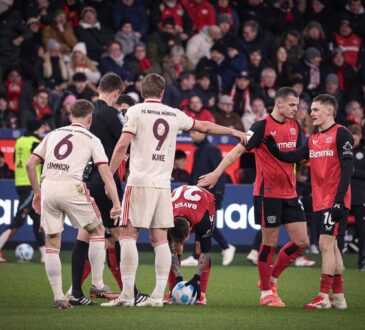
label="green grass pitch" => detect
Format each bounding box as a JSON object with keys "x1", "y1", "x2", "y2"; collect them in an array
[{"x1": 0, "y1": 250, "x2": 364, "y2": 330}]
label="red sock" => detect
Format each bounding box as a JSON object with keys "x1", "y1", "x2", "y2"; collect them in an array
[
  {"x1": 107, "y1": 248, "x2": 123, "y2": 290},
  {"x1": 320, "y1": 274, "x2": 334, "y2": 294},
  {"x1": 168, "y1": 270, "x2": 176, "y2": 292},
  {"x1": 332, "y1": 274, "x2": 343, "y2": 294},
  {"x1": 200, "y1": 257, "x2": 211, "y2": 293},
  {"x1": 81, "y1": 259, "x2": 91, "y2": 285},
  {"x1": 258, "y1": 244, "x2": 275, "y2": 291},
  {"x1": 272, "y1": 241, "x2": 304, "y2": 279}
]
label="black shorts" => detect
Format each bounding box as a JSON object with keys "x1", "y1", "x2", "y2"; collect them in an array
[
  {"x1": 254, "y1": 196, "x2": 306, "y2": 228},
  {"x1": 314, "y1": 208, "x2": 348, "y2": 237},
  {"x1": 85, "y1": 179, "x2": 122, "y2": 229}
]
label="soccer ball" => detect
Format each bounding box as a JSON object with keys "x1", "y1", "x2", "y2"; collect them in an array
[
  {"x1": 171, "y1": 281, "x2": 197, "y2": 305},
  {"x1": 15, "y1": 243, "x2": 34, "y2": 262}
]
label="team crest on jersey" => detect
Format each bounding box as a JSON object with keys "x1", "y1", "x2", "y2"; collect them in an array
[
  {"x1": 326, "y1": 136, "x2": 333, "y2": 143},
  {"x1": 290, "y1": 128, "x2": 296, "y2": 135}
]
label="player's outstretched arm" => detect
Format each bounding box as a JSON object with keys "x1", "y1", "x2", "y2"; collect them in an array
[
  {"x1": 193, "y1": 120, "x2": 247, "y2": 145},
  {"x1": 170, "y1": 241, "x2": 183, "y2": 280},
  {"x1": 197, "y1": 252, "x2": 210, "y2": 276},
  {"x1": 26, "y1": 155, "x2": 42, "y2": 214},
  {"x1": 109, "y1": 132, "x2": 133, "y2": 175},
  {"x1": 264, "y1": 135, "x2": 309, "y2": 163},
  {"x1": 98, "y1": 164, "x2": 121, "y2": 222},
  {"x1": 198, "y1": 143, "x2": 246, "y2": 188}
]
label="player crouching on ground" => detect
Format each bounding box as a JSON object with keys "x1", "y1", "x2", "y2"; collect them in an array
[
  {"x1": 165, "y1": 185, "x2": 215, "y2": 305},
  {"x1": 26, "y1": 100, "x2": 121, "y2": 309}
]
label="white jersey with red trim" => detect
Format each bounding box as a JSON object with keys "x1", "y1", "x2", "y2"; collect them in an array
[
  {"x1": 33, "y1": 124, "x2": 108, "y2": 181},
  {"x1": 123, "y1": 99, "x2": 194, "y2": 188}
]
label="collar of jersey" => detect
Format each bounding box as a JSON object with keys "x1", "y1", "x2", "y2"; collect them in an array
[
  {"x1": 269, "y1": 114, "x2": 285, "y2": 124},
  {"x1": 71, "y1": 123, "x2": 86, "y2": 128},
  {"x1": 319, "y1": 123, "x2": 336, "y2": 134},
  {"x1": 144, "y1": 98, "x2": 161, "y2": 103}
]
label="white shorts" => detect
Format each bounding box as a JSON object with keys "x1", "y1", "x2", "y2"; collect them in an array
[
  {"x1": 41, "y1": 179, "x2": 102, "y2": 234},
  {"x1": 121, "y1": 186, "x2": 173, "y2": 229}
]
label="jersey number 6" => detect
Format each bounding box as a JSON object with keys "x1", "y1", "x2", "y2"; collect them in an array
[{"x1": 54, "y1": 134, "x2": 73, "y2": 160}]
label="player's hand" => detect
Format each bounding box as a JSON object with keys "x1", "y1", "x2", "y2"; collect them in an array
[
  {"x1": 198, "y1": 172, "x2": 219, "y2": 189},
  {"x1": 263, "y1": 135, "x2": 279, "y2": 157},
  {"x1": 330, "y1": 203, "x2": 343, "y2": 223},
  {"x1": 110, "y1": 205, "x2": 121, "y2": 225},
  {"x1": 175, "y1": 276, "x2": 183, "y2": 286},
  {"x1": 231, "y1": 129, "x2": 247, "y2": 145},
  {"x1": 32, "y1": 192, "x2": 41, "y2": 215},
  {"x1": 185, "y1": 274, "x2": 201, "y2": 300}
]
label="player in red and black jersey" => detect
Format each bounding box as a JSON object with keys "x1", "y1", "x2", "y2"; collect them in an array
[
  {"x1": 165, "y1": 185, "x2": 215, "y2": 305},
  {"x1": 265, "y1": 94, "x2": 354, "y2": 309},
  {"x1": 199, "y1": 88, "x2": 310, "y2": 307}
]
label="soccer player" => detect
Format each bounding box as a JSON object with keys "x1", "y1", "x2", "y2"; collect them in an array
[
  {"x1": 198, "y1": 87, "x2": 309, "y2": 307},
  {"x1": 165, "y1": 185, "x2": 215, "y2": 305},
  {"x1": 264, "y1": 94, "x2": 353, "y2": 309},
  {"x1": 0, "y1": 120, "x2": 47, "y2": 263},
  {"x1": 26, "y1": 100, "x2": 121, "y2": 309},
  {"x1": 69, "y1": 74, "x2": 125, "y2": 304},
  {"x1": 102, "y1": 73, "x2": 246, "y2": 307}
]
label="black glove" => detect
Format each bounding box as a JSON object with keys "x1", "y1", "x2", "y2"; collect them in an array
[
  {"x1": 185, "y1": 274, "x2": 201, "y2": 300},
  {"x1": 171, "y1": 275, "x2": 184, "y2": 293},
  {"x1": 263, "y1": 135, "x2": 279, "y2": 157},
  {"x1": 331, "y1": 203, "x2": 343, "y2": 223}
]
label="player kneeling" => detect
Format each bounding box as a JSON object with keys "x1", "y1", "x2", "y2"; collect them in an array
[{"x1": 165, "y1": 185, "x2": 215, "y2": 305}]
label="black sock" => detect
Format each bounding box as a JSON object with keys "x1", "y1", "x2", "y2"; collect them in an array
[{"x1": 71, "y1": 240, "x2": 89, "y2": 298}]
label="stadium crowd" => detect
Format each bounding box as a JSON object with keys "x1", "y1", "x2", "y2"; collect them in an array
[{"x1": 0, "y1": 0, "x2": 364, "y2": 270}]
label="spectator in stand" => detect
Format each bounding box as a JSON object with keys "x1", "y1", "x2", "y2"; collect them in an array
[
  {"x1": 271, "y1": 46, "x2": 290, "y2": 87},
  {"x1": 184, "y1": 95, "x2": 215, "y2": 123},
  {"x1": 163, "y1": 70, "x2": 195, "y2": 109},
  {"x1": 83, "y1": 0, "x2": 113, "y2": 28},
  {"x1": 295, "y1": 97, "x2": 313, "y2": 138},
  {"x1": 347, "y1": 124, "x2": 365, "y2": 271},
  {"x1": 214, "y1": 94, "x2": 244, "y2": 131},
  {"x1": 230, "y1": 71, "x2": 260, "y2": 117},
  {"x1": 0, "y1": 151, "x2": 14, "y2": 179},
  {"x1": 66, "y1": 72, "x2": 97, "y2": 101},
  {"x1": 161, "y1": 45, "x2": 192, "y2": 87},
  {"x1": 115, "y1": 19, "x2": 141, "y2": 57},
  {"x1": 325, "y1": 47, "x2": 358, "y2": 99},
  {"x1": 259, "y1": 67, "x2": 277, "y2": 111},
  {"x1": 67, "y1": 42, "x2": 101, "y2": 85},
  {"x1": 333, "y1": 19, "x2": 362, "y2": 70},
  {"x1": 0, "y1": 94, "x2": 18, "y2": 129},
  {"x1": 23, "y1": 0, "x2": 55, "y2": 26},
  {"x1": 172, "y1": 150, "x2": 190, "y2": 183},
  {"x1": 293, "y1": 47, "x2": 324, "y2": 98},
  {"x1": 193, "y1": 72, "x2": 216, "y2": 110},
  {"x1": 240, "y1": 20, "x2": 273, "y2": 61},
  {"x1": 241, "y1": 96, "x2": 267, "y2": 131},
  {"x1": 55, "y1": 93, "x2": 76, "y2": 127},
  {"x1": 217, "y1": 13, "x2": 236, "y2": 47},
  {"x1": 111, "y1": 0, "x2": 148, "y2": 40},
  {"x1": 99, "y1": 41, "x2": 135, "y2": 83},
  {"x1": 124, "y1": 73, "x2": 144, "y2": 103},
  {"x1": 302, "y1": 21, "x2": 330, "y2": 63},
  {"x1": 214, "y1": 0, "x2": 240, "y2": 35},
  {"x1": 290, "y1": 75, "x2": 306, "y2": 97},
  {"x1": 125, "y1": 42, "x2": 160, "y2": 76},
  {"x1": 248, "y1": 49, "x2": 267, "y2": 85},
  {"x1": 74, "y1": 6, "x2": 114, "y2": 62},
  {"x1": 340, "y1": 0, "x2": 365, "y2": 39},
  {"x1": 4, "y1": 69, "x2": 33, "y2": 120},
  {"x1": 43, "y1": 38, "x2": 68, "y2": 90},
  {"x1": 147, "y1": 17, "x2": 183, "y2": 66},
  {"x1": 20, "y1": 89, "x2": 53, "y2": 128},
  {"x1": 150, "y1": 0, "x2": 192, "y2": 41},
  {"x1": 323, "y1": 73, "x2": 346, "y2": 123},
  {"x1": 42, "y1": 9, "x2": 77, "y2": 55},
  {"x1": 186, "y1": 25, "x2": 222, "y2": 69},
  {"x1": 345, "y1": 100, "x2": 365, "y2": 137},
  {"x1": 62, "y1": 0, "x2": 81, "y2": 28},
  {"x1": 0, "y1": 4, "x2": 32, "y2": 74},
  {"x1": 272, "y1": 0, "x2": 303, "y2": 31},
  {"x1": 181, "y1": 0, "x2": 216, "y2": 33},
  {"x1": 195, "y1": 43, "x2": 226, "y2": 94}
]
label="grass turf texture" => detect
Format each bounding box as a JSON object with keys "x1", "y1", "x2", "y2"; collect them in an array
[{"x1": 0, "y1": 251, "x2": 364, "y2": 330}]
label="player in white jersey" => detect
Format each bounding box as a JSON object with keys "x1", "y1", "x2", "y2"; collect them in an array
[
  {"x1": 26, "y1": 100, "x2": 121, "y2": 309},
  {"x1": 102, "y1": 73, "x2": 246, "y2": 307}
]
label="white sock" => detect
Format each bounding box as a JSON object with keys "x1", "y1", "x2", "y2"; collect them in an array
[
  {"x1": 271, "y1": 276, "x2": 278, "y2": 284},
  {"x1": 119, "y1": 238, "x2": 138, "y2": 300},
  {"x1": 89, "y1": 235, "x2": 106, "y2": 289},
  {"x1": 260, "y1": 290, "x2": 273, "y2": 299},
  {"x1": 319, "y1": 292, "x2": 329, "y2": 300},
  {"x1": 39, "y1": 246, "x2": 45, "y2": 260},
  {"x1": 0, "y1": 228, "x2": 11, "y2": 250},
  {"x1": 45, "y1": 248, "x2": 64, "y2": 301},
  {"x1": 333, "y1": 293, "x2": 345, "y2": 300},
  {"x1": 151, "y1": 241, "x2": 171, "y2": 301}
]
